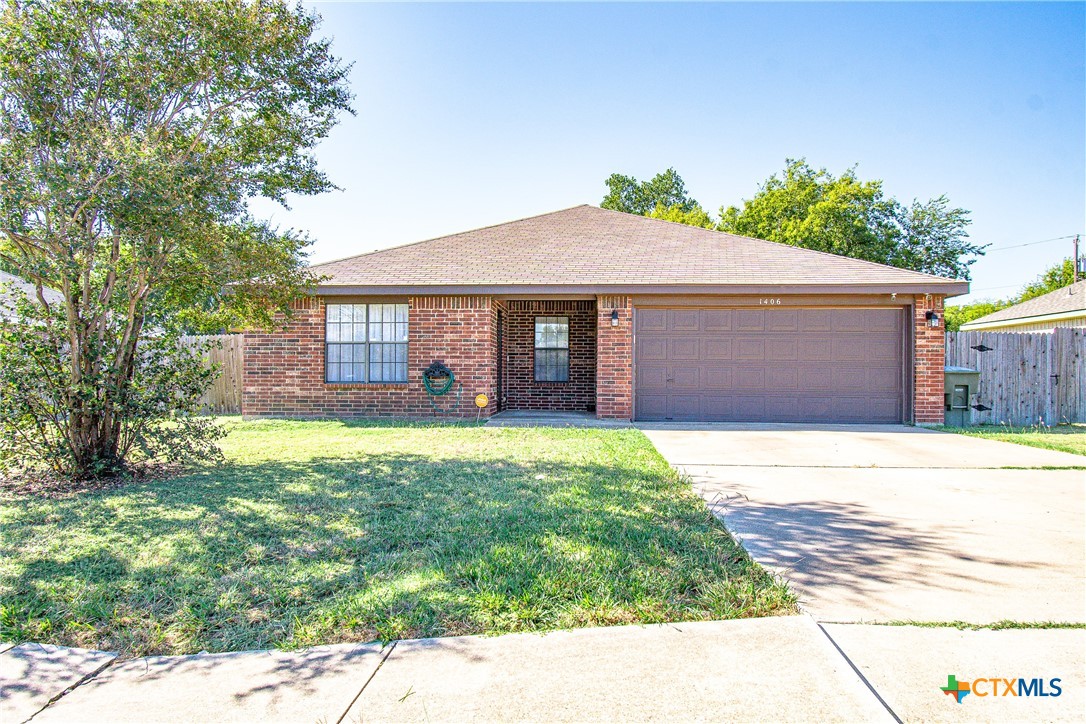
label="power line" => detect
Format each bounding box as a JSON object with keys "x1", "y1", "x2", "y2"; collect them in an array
[
  {"x1": 985, "y1": 234, "x2": 1080, "y2": 253},
  {"x1": 966, "y1": 282, "x2": 1026, "y2": 293}
]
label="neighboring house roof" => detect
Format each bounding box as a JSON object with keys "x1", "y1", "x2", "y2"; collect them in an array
[
  {"x1": 310, "y1": 205, "x2": 969, "y2": 296},
  {"x1": 0, "y1": 270, "x2": 64, "y2": 320},
  {"x1": 961, "y1": 279, "x2": 1086, "y2": 331}
]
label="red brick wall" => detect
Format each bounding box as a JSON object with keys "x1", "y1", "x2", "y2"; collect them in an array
[
  {"x1": 913, "y1": 294, "x2": 946, "y2": 425},
  {"x1": 243, "y1": 295, "x2": 497, "y2": 419},
  {"x1": 501, "y1": 300, "x2": 596, "y2": 412},
  {"x1": 596, "y1": 295, "x2": 633, "y2": 419}
]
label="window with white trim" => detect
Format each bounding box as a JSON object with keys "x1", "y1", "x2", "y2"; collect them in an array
[
  {"x1": 326, "y1": 303, "x2": 408, "y2": 383},
  {"x1": 534, "y1": 316, "x2": 569, "y2": 382}
]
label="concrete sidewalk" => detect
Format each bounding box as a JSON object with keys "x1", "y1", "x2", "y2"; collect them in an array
[
  {"x1": 822, "y1": 624, "x2": 1086, "y2": 723},
  {"x1": 6, "y1": 617, "x2": 889, "y2": 723},
  {"x1": 8, "y1": 620, "x2": 1083, "y2": 722}
]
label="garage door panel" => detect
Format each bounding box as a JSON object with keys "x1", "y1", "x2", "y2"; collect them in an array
[
  {"x1": 737, "y1": 339, "x2": 765, "y2": 360},
  {"x1": 834, "y1": 339, "x2": 868, "y2": 360},
  {"x1": 767, "y1": 310, "x2": 799, "y2": 331},
  {"x1": 736, "y1": 368, "x2": 766, "y2": 389},
  {"x1": 829, "y1": 396, "x2": 899, "y2": 421},
  {"x1": 766, "y1": 339, "x2": 798, "y2": 361},
  {"x1": 671, "y1": 366, "x2": 699, "y2": 389},
  {"x1": 668, "y1": 395, "x2": 702, "y2": 419},
  {"x1": 834, "y1": 367, "x2": 868, "y2": 388},
  {"x1": 730, "y1": 396, "x2": 767, "y2": 420},
  {"x1": 702, "y1": 309, "x2": 733, "y2": 331},
  {"x1": 866, "y1": 309, "x2": 902, "y2": 332},
  {"x1": 702, "y1": 366, "x2": 733, "y2": 390},
  {"x1": 701, "y1": 396, "x2": 733, "y2": 418},
  {"x1": 669, "y1": 338, "x2": 699, "y2": 360},
  {"x1": 799, "y1": 368, "x2": 836, "y2": 390},
  {"x1": 637, "y1": 394, "x2": 668, "y2": 419},
  {"x1": 764, "y1": 397, "x2": 799, "y2": 419},
  {"x1": 669, "y1": 309, "x2": 701, "y2": 331},
  {"x1": 704, "y1": 338, "x2": 733, "y2": 360},
  {"x1": 638, "y1": 365, "x2": 668, "y2": 389},
  {"x1": 866, "y1": 337, "x2": 901, "y2": 361},
  {"x1": 736, "y1": 310, "x2": 765, "y2": 331},
  {"x1": 635, "y1": 306, "x2": 905, "y2": 423},
  {"x1": 833, "y1": 309, "x2": 867, "y2": 332},
  {"x1": 800, "y1": 309, "x2": 833, "y2": 332},
  {"x1": 867, "y1": 367, "x2": 901, "y2": 389},
  {"x1": 639, "y1": 337, "x2": 667, "y2": 361},
  {"x1": 798, "y1": 397, "x2": 834, "y2": 420},
  {"x1": 799, "y1": 338, "x2": 833, "y2": 361},
  {"x1": 637, "y1": 309, "x2": 668, "y2": 332},
  {"x1": 766, "y1": 368, "x2": 799, "y2": 390}
]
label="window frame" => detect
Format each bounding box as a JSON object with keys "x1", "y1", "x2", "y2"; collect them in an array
[
  {"x1": 325, "y1": 303, "x2": 409, "y2": 385},
  {"x1": 533, "y1": 315, "x2": 570, "y2": 383}
]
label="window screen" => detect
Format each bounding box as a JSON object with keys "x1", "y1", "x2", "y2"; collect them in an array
[
  {"x1": 326, "y1": 303, "x2": 408, "y2": 383},
  {"x1": 534, "y1": 316, "x2": 569, "y2": 382}
]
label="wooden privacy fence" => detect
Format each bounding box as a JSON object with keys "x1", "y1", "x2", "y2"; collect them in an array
[
  {"x1": 945, "y1": 329, "x2": 1086, "y2": 426},
  {"x1": 181, "y1": 334, "x2": 244, "y2": 415}
]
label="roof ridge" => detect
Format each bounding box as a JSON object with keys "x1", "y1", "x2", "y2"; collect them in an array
[
  {"x1": 309, "y1": 204, "x2": 593, "y2": 271},
  {"x1": 587, "y1": 205, "x2": 963, "y2": 283},
  {"x1": 965, "y1": 278, "x2": 1086, "y2": 326}
]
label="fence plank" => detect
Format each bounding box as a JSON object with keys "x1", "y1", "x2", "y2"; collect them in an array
[
  {"x1": 180, "y1": 334, "x2": 244, "y2": 415},
  {"x1": 946, "y1": 330, "x2": 1086, "y2": 426}
]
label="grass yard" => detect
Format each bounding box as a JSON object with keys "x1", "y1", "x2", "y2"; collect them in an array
[
  {"x1": 0, "y1": 419, "x2": 795, "y2": 657},
  {"x1": 940, "y1": 424, "x2": 1086, "y2": 457}
]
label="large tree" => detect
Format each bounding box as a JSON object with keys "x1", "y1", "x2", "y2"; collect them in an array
[
  {"x1": 602, "y1": 168, "x2": 700, "y2": 215},
  {"x1": 0, "y1": 0, "x2": 352, "y2": 479},
  {"x1": 601, "y1": 167, "x2": 716, "y2": 228},
  {"x1": 718, "y1": 159, "x2": 984, "y2": 279}
]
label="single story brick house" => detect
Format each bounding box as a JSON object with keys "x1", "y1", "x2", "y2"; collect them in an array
[{"x1": 243, "y1": 205, "x2": 967, "y2": 424}]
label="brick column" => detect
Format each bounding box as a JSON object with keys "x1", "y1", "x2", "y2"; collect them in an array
[
  {"x1": 596, "y1": 295, "x2": 633, "y2": 419},
  {"x1": 914, "y1": 294, "x2": 945, "y2": 425}
]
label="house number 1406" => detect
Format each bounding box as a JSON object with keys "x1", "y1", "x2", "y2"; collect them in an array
[{"x1": 759, "y1": 298, "x2": 782, "y2": 305}]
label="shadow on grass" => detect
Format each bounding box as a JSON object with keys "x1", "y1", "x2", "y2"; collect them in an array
[{"x1": 0, "y1": 446, "x2": 794, "y2": 666}]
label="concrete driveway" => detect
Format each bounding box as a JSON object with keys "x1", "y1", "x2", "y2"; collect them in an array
[{"x1": 640, "y1": 423, "x2": 1086, "y2": 624}]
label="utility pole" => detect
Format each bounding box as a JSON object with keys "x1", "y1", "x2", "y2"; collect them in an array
[{"x1": 1076, "y1": 235, "x2": 1082, "y2": 282}]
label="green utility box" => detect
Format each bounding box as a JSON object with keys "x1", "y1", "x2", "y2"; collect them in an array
[{"x1": 944, "y1": 366, "x2": 980, "y2": 426}]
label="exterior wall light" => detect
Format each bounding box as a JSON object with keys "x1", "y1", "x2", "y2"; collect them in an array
[
  {"x1": 925, "y1": 310, "x2": 940, "y2": 327},
  {"x1": 611, "y1": 309, "x2": 619, "y2": 326}
]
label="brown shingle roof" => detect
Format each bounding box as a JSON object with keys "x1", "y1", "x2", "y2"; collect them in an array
[
  {"x1": 963, "y1": 279, "x2": 1086, "y2": 327},
  {"x1": 310, "y1": 205, "x2": 968, "y2": 295}
]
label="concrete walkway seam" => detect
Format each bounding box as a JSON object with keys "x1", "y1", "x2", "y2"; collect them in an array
[
  {"x1": 22, "y1": 652, "x2": 118, "y2": 724},
  {"x1": 334, "y1": 641, "x2": 397, "y2": 724},
  {"x1": 815, "y1": 621, "x2": 902, "y2": 724}
]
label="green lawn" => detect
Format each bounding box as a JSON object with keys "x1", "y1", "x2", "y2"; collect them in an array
[
  {"x1": 0, "y1": 419, "x2": 795, "y2": 657},
  {"x1": 940, "y1": 424, "x2": 1086, "y2": 457}
]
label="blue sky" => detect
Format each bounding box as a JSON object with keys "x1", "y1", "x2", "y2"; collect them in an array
[{"x1": 251, "y1": 2, "x2": 1085, "y2": 304}]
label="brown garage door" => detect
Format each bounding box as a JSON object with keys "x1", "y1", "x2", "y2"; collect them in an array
[{"x1": 635, "y1": 307, "x2": 905, "y2": 423}]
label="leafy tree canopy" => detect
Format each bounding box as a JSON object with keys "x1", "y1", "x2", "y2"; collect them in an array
[
  {"x1": 602, "y1": 168, "x2": 701, "y2": 216},
  {"x1": 647, "y1": 203, "x2": 715, "y2": 229},
  {"x1": 0, "y1": 0, "x2": 353, "y2": 480},
  {"x1": 601, "y1": 160, "x2": 985, "y2": 279},
  {"x1": 718, "y1": 159, "x2": 983, "y2": 279},
  {"x1": 944, "y1": 301, "x2": 1009, "y2": 332}
]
